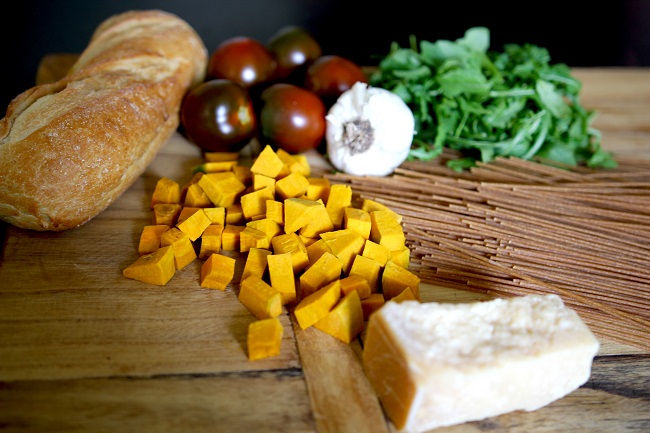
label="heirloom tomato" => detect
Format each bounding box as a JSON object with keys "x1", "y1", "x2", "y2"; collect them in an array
[
  {"x1": 304, "y1": 55, "x2": 368, "y2": 108},
  {"x1": 207, "y1": 36, "x2": 277, "y2": 89},
  {"x1": 266, "y1": 26, "x2": 322, "y2": 82}
]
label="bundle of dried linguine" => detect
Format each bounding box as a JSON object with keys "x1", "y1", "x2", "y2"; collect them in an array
[{"x1": 326, "y1": 152, "x2": 650, "y2": 350}]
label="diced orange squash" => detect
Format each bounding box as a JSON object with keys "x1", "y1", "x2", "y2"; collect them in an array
[
  {"x1": 361, "y1": 198, "x2": 402, "y2": 223},
  {"x1": 152, "y1": 203, "x2": 182, "y2": 226},
  {"x1": 271, "y1": 233, "x2": 310, "y2": 273},
  {"x1": 325, "y1": 184, "x2": 352, "y2": 229},
  {"x1": 339, "y1": 274, "x2": 371, "y2": 300},
  {"x1": 369, "y1": 210, "x2": 406, "y2": 251},
  {"x1": 298, "y1": 234, "x2": 319, "y2": 247},
  {"x1": 226, "y1": 203, "x2": 244, "y2": 224},
  {"x1": 276, "y1": 148, "x2": 310, "y2": 177},
  {"x1": 305, "y1": 238, "x2": 333, "y2": 268},
  {"x1": 298, "y1": 203, "x2": 334, "y2": 238},
  {"x1": 198, "y1": 224, "x2": 224, "y2": 259},
  {"x1": 198, "y1": 171, "x2": 246, "y2": 207},
  {"x1": 360, "y1": 293, "x2": 385, "y2": 321},
  {"x1": 151, "y1": 177, "x2": 181, "y2": 208},
  {"x1": 177, "y1": 207, "x2": 201, "y2": 225},
  {"x1": 240, "y1": 226, "x2": 270, "y2": 252},
  {"x1": 204, "y1": 207, "x2": 226, "y2": 225},
  {"x1": 247, "y1": 218, "x2": 283, "y2": 241},
  {"x1": 291, "y1": 153, "x2": 311, "y2": 176},
  {"x1": 313, "y1": 290, "x2": 364, "y2": 344},
  {"x1": 138, "y1": 225, "x2": 170, "y2": 255},
  {"x1": 344, "y1": 207, "x2": 371, "y2": 239},
  {"x1": 242, "y1": 248, "x2": 272, "y2": 280},
  {"x1": 200, "y1": 253, "x2": 236, "y2": 290},
  {"x1": 362, "y1": 240, "x2": 391, "y2": 267},
  {"x1": 253, "y1": 174, "x2": 276, "y2": 195},
  {"x1": 349, "y1": 254, "x2": 381, "y2": 292},
  {"x1": 250, "y1": 145, "x2": 285, "y2": 178},
  {"x1": 275, "y1": 171, "x2": 310, "y2": 200},
  {"x1": 177, "y1": 208, "x2": 212, "y2": 242},
  {"x1": 193, "y1": 160, "x2": 238, "y2": 173},
  {"x1": 283, "y1": 197, "x2": 323, "y2": 234},
  {"x1": 221, "y1": 224, "x2": 245, "y2": 251},
  {"x1": 233, "y1": 164, "x2": 253, "y2": 186},
  {"x1": 267, "y1": 252, "x2": 297, "y2": 305},
  {"x1": 299, "y1": 251, "x2": 342, "y2": 297},
  {"x1": 381, "y1": 260, "x2": 421, "y2": 301},
  {"x1": 293, "y1": 279, "x2": 341, "y2": 330},
  {"x1": 247, "y1": 318, "x2": 284, "y2": 361},
  {"x1": 390, "y1": 246, "x2": 411, "y2": 268},
  {"x1": 391, "y1": 287, "x2": 418, "y2": 303},
  {"x1": 306, "y1": 177, "x2": 330, "y2": 202},
  {"x1": 123, "y1": 246, "x2": 176, "y2": 286},
  {"x1": 266, "y1": 200, "x2": 284, "y2": 225},
  {"x1": 160, "y1": 227, "x2": 197, "y2": 270},
  {"x1": 238, "y1": 275, "x2": 283, "y2": 320},
  {"x1": 240, "y1": 187, "x2": 275, "y2": 220},
  {"x1": 320, "y1": 229, "x2": 366, "y2": 275},
  {"x1": 204, "y1": 151, "x2": 239, "y2": 162},
  {"x1": 184, "y1": 183, "x2": 212, "y2": 207}
]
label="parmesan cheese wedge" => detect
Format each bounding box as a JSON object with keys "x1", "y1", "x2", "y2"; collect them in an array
[{"x1": 362, "y1": 294, "x2": 600, "y2": 432}]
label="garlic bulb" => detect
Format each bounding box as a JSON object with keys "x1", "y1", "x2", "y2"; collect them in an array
[{"x1": 325, "y1": 82, "x2": 414, "y2": 176}]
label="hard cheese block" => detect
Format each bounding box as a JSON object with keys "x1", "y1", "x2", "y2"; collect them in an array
[{"x1": 362, "y1": 294, "x2": 600, "y2": 432}]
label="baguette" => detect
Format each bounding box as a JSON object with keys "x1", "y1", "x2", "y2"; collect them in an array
[{"x1": 0, "y1": 10, "x2": 207, "y2": 231}]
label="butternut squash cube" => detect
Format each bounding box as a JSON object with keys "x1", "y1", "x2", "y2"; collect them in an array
[
  {"x1": 152, "y1": 203, "x2": 182, "y2": 226},
  {"x1": 369, "y1": 210, "x2": 406, "y2": 251},
  {"x1": 340, "y1": 274, "x2": 372, "y2": 300},
  {"x1": 276, "y1": 148, "x2": 310, "y2": 176},
  {"x1": 247, "y1": 218, "x2": 283, "y2": 241},
  {"x1": 194, "y1": 160, "x2": 238, "y2": 173},
  {"x1": 344, "y1": 207, "x2": 371, "y2": 239},
  {"x1": 313, "y1": 290, "x2": 364, "y2": 344},
  {"x1": 298, "y1": 203, "x2": 334, "y2": 238},
  {"x1": 198, "y1": 171, "x2": 246, "y2": 207},
  {"x1": 266, "y1": 200, "x2": 284, "y2": 225},
  {"x1": 291, "y1": 153, "x2": 311, "y2": 177},
  {"x1": 177, "y1": 208, "x2": 212, "y2": 242},
  {"x1": 238, "y1": 275, "x2": 282, "y2": 320},
  {"x1": 221, "y1": 224, "x2": 245, "y2": 251},
  {"x1": 390, "y1": 246, "x2": 411, "y2": 268},
  {"x1": 361, "y1": 198, "x2": 402, "y2": 223},
  {"x1": 176, "y1": 207, "x2": 201, "y2": 225},
  {"x1": 305, "y1": 239, "x2": 333, "y2": 268},
  {"x1": 151, "y1": 177, "x2": 181, "y2": 208},
  {"x1": 200, "y1": 253, "x2": 236, "y2": 290},
  {"x1": 198, "y1": 224, "x2": 224, "y2": 259},
  {"x1": 160, "y1": 228, "x2": 197, "y2": 270},
  {"x1": 362, "y1": 240, "x2": 391, "y2": 267},
  {"x1": 240, "y1": 226, "x2": 270, "y2": 252},
  {"x1": 253, "y1": 174, "x2": 276, "y2": 196},
  {"x1": 271, "y1": 233, "x2": 310, "y2": 273},
  {"x1": 320, "y1": 229, "x2": 366, "y2": 275},
  {"x1": 298, "y1": 234, "x2": 319, "y2": 247},
  {"x1": 242, "y1": 248, "x2": 272, "y2": 280},
  {"x1": 293, "y1": 279, "x2": 341, "y2": 330},
  {"x1": 204, "y1": 151, "x2": 239, "y2": 162},
  {"x1": 283, "y1": 197, "x2": 323, "y2": 234},
  {"x1": 138, "y1": 225, "x2": 170, "y2": 255},
  {"x1": 184, "y1": 183, "x2": 212, "y2": 207},
  {"x1": 250, "y1": 145, "x2": 285, "y2": 178},
  {"x1": 299, "y1": 251, "x2": 342, "y2": 297},
  {"x1": 361, "y1": 293, "x2": 385, "y2": 321},
  {"x1": 267, "y1": 252, "x2": 297, "y2": 305},
  {"x1": 306, "y1": 177, "x2": 330, "y2": 202},
  {"x1": 247, "y1": 318, "x2": 284, "y2": 361},
  {"x1": 204, "y1": 207, "x2": 226, "y2": 226},
  {"x1": 381, "y1": 260, "x2": 421, "y2": 301},
  {"x1": 226, "y1": 203, "x2": 244, "y2": 224},
  {"x1": 241, "y1": 187, "x2": 275, "y2": 220},
  {"x1": 123, "y1": 246, "x2": 176, "y2": 286},
  {"x1": 325, "y1": 184, "x2": 352, "y2": 229},
  {"x1": 275, "y1": 171, "x2": 310, "y2": 200},
  {"x1": 349, "y1": 254, "x2": 381, "y2": 292},
  {"x1": 233, "y1": 164, "x2": 253, "y2": 186},
  {"x1": 391, "y1": 287, "x2": 418, "y2": 303}
]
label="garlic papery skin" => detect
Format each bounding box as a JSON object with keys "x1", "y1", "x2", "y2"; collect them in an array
[{"x1": 325, "y1": 82, "x2": 414, "y2": 176}]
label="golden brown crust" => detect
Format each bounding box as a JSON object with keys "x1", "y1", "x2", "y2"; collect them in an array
[{"x1": 0, "y1": 9, "x2": 207, "y2": 231}]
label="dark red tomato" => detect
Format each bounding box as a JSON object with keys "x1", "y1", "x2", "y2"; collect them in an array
[
  {"x1": 259, "y1": 83, "x2": 325, "y2": 154},
  {"x1": 207, "y1": 36, "x2": 277, "y2": 89},
  {"x1": 304, "y1": 55, "x2": 368, "y2": 107},
  {"x1": 266, "y1": 26, "x2": 322, "y2": 82},
  {"x1": 180, "y1": 79, "x2": 257, "y2": 152}
]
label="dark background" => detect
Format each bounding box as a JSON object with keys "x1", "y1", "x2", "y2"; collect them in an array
[{"x1": 2, "y1": 0, "x2": 649, "y2": 111}]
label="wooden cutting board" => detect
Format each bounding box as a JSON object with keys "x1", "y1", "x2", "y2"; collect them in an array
[{"x1": 0, "y1": 57, "x2": 649, "y2": 432}]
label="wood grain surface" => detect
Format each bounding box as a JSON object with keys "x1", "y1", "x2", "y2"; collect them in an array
[{"x1": 0, "y1": 59, "x2": 649, "y2": 432}]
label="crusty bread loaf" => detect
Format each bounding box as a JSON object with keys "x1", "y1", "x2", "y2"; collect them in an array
[{"x1": 0, "y1": 10, "x2": 207, "y2": 231}]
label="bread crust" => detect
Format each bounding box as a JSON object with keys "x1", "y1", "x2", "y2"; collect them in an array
[{"x1": 0, "y1": 10, "x2": 207, "y2": 231}]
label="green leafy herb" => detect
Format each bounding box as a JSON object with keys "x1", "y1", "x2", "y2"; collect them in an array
[{"x1": 370, "y1": 27, "x2": 617, "y2": 169}]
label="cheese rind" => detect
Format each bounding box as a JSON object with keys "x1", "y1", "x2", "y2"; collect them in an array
[{"x1": 362, "y1": 294, "x2": 600, "y2": 432}]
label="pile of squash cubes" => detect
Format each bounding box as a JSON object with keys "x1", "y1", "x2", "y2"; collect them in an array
[{"x1": 123, "y1": 145, "x2": 421, "y2": 360}]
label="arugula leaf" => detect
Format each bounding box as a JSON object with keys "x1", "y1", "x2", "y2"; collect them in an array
[{"x1": 370, "y1": 27, "x2": 617, "y2": 169}]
